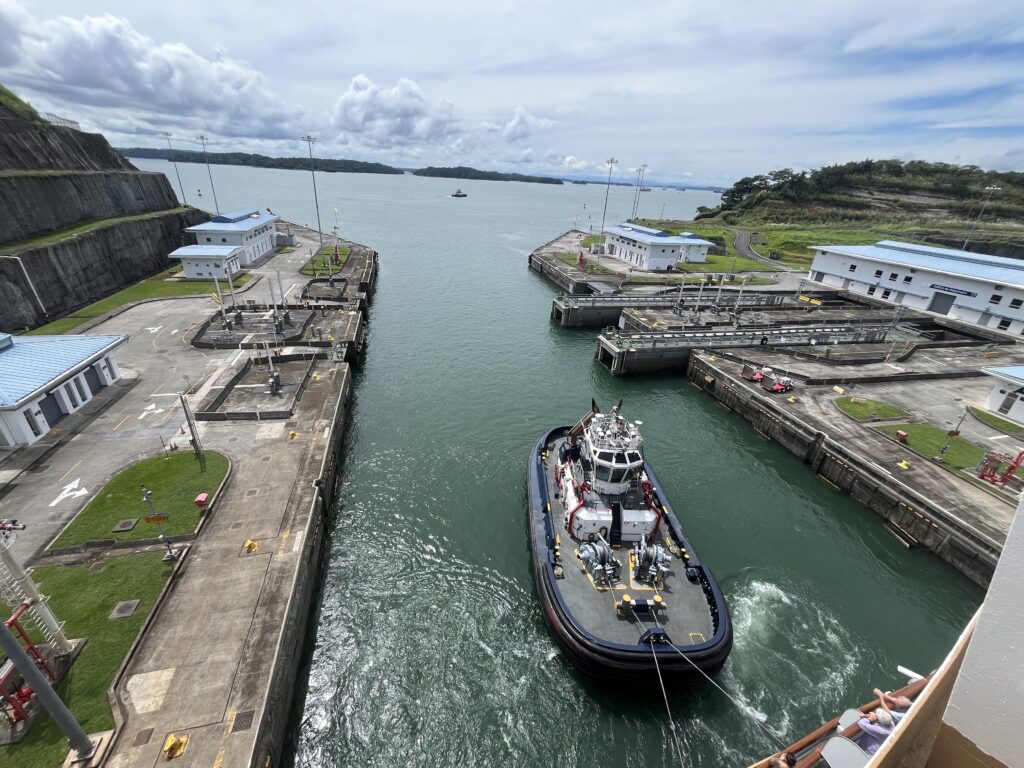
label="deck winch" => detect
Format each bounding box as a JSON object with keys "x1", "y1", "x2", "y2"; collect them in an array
[
  {"x1": 633, "y1": 535, "x2": 671, "y2": 584},
  {"x1": 578, "y1": 537, "x2": 620, "y2": 585}
]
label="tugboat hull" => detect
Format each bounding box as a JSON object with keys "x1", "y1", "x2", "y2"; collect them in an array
[{"x1": 527, "y1": 427, "x2": 733, "y2": 684}]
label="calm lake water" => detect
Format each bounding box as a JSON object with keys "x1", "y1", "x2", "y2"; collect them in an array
[{"x1": 137, "y1": 159, "x2": 983, "y2": 768}]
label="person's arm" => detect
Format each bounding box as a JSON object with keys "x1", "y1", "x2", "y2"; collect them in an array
[
  {"x1": 857, "y1": 718, "x2": 892, "y2": 738},
  {"x1": 873, "y1": 688, "x2": 893, "y2": 715}
]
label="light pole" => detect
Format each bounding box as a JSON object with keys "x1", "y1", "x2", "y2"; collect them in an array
[
  {"x1": 141, "y1": 486, "x2": 177, "y2": 560},
  {"x1": 631, "y1": 163, "x2": 647, "y2": 220},
  {"x1": 600, "y1": 157, "x2": 618, "y2": 235},
  {"x1": 962, "y1": 185, "x2": 1001, "y2": 250},
  {"x1": 934, "y1": 409, "x2": 969, "y2": 463},
  {"x1": 163, "y1": 132, "x2": 186, "y2": 205},
  {"x1": 301, "y1": 135, "x2": 325, "y2": 253},
  {"x1": 196, "y1": 134, "x2": 220, "y2": 214}
]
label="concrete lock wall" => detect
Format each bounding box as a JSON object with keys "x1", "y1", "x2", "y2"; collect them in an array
[
  {"x1": 250, "y1": 366, "x2": 353, "y2": 767},
  {"x1": 687, "y1": 355, "x2": 998, "y2": 587}
]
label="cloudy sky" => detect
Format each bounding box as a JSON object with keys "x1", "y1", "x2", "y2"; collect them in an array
[{"x1": 3, "y1": 0, "x2": 1023, "y2": 185}]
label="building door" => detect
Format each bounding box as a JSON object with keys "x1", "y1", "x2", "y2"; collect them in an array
[
  {"x1": 926, "y1": 292, "x2": 955, "y2": 315},
  {"x1": 841, "y1": 279, "x2": 851, "y2": 290},
  {"x1": 38, "y1": 393, "x2": 64, "y2": 428},
  {"x1": 84, "y1": 365, "x2": 104, "y2": 394},
  {"x1": 978, "y1": 312, "x2": 994, "y2": 327}
]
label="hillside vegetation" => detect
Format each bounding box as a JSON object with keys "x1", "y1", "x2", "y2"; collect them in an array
[
  {"x1": 412, "y1": 165, "x2": 563, "y2": 184},
  {"x1": 697, "y1": 159, "x2": 1024, "y2": 227},
  {"x1": 0, "y1": 83, "x2": 39, "y2": 121},
  {"x1": 119, "y1": 147, "x2": 403, "y2": 175}
]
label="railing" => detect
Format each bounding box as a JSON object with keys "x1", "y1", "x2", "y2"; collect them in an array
[
  {"x1": 601, "y1": 324, "x2": 890, "y2": 351},
  {"x1": 557, "y1": 292, "x2": 786, "y2": 309},
  {"x1": 41, "y1": 112, "x2": 81, "y2": 130}
]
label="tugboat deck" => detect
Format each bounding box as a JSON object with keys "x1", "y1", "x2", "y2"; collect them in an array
[{"x1": 543, "y1": 436, "x2": 715, "y2": 648}]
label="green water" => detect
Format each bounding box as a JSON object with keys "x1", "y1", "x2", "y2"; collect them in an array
[{"x1": 138, "y1": 161, "x2": 984, "y2": 768}]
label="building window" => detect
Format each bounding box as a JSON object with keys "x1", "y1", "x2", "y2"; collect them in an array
[
  {"x1": 888, "y1": 272, "x2": 898, "y2": 281},
  {"x1": 221, "y1": 238, "x2": 227, "y2": 243},
  {"x1": 23, "y1": 409, "x2": 41, "y2": 437},
  {"x1": 866, "y1": 286, "x2": 876, "y2": 296},
  {"x1": 903, "y1": 276, "x2": 912, "y2": 284},
  {"x1": 73, "y1": 377, "x2": 87, "y2": 402},
  {"x1": 1011, "y1": 298, "x2": 1023, "y2": 309},
  {"x1": 205, "y1": 237, "x2": 211, "y2": 242},
  {"x1": 874, "y1": 269, "x2": 883, "y2": 278},
  {"x1": 997, "y1": 319, "x2": 1012, "y2": 330},
  {"x1": 882, "y1": 289, "x2": 891, "y2": 299},
  {"x1": 990, "y1": 294, "x2": 1003, "y2": 305},
  {"x1": 848, "y1": 264, "x2": 857, "y2": 273},
  {"x1": 64, "y1": 383, "x2": 79, "y2": 408}
]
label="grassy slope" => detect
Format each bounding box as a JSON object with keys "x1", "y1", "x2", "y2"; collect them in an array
[
  {"x1": 0, "y1": 83, "x2": 40, "y2": 120},
  {"x1": 836, "y1": 396, "x2": 909, "y2": 421},
  {"x1": 301, "y1": 245, "x2": 351, "y2": 276},
  {"x1": 0, "y1": 208, "x2": 191, "y2": 254},
  {"x1": 875, "y1": 423, "x2": 985, "y2": 470},
  {"x1": 54, "y1": 451, "x2": 228, "y2": 547},
  {"x1": 968, "y1": 405, "x2": 1024, "y2": 438},
  {"x1": 26, "y1": 270, "x2": 253, "y2": 335},
  {"x1": 0, "y1": 555, "x2": 173, "y2": 768}
]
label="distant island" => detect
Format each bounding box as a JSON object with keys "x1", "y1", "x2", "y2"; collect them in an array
[
  {"x1": 413, "y1": 166, "x2": 563, "y2": 185},
  {"x1": 118, "y1": 147, "x2": 403, "y2": 175}
]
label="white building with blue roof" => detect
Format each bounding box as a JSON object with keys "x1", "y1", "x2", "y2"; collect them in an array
[
  {"x1": 168, "y1": 244, "x2": 244, "y2": 279},
  {"x1": 603, "y1": 223, "x2": 712, "y2": 271},
  {"x1": 981, "y1": 365, "x2": 1024, "y2": 426},
  {"x1": 0, "y1": 332, "x2": 126, "y2": 448},
  {"x1": 185, "y1": 207, "x2": 278, "y2": 266},
  {"x1": 808, "y1": 240, "x2": 1024, "y2": 335}
]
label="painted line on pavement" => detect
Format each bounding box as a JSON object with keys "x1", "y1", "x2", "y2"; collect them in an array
[
  {"x1": 58, "y1": 460, "x2": 82, "y2": 482},
  {"x1": 111, "y1": 415, "x2": 130, "y2": 431}
]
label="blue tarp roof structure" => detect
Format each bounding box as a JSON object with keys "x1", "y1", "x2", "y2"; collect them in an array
[
  {"x1": 815, "y1": 240, "x2": 1024, "y2": 287},
  {"x1": 187, "y1": 210, "x2": 277, "y2": 233},
  {"x1": 169, "y1": 245, "x2": 242, "y2": 259},
  {"x1": 604, "y1": 224, "x2": 713, "y2": 246},
  {"x1": 0, "y1": 333, "x2": 126, "y2": 408},
  {"x1": 213, "y1": 208, "x2": 260, "y2": 223}
]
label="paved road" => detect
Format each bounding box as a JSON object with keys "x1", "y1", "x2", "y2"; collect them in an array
[{"x1": 732, "y1": 228, "x2": 784, "y2": 267}]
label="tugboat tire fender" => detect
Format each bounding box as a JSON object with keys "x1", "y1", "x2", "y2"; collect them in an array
[{"x1": 599, "y1": 526, "x2": 609, "y2": 539}]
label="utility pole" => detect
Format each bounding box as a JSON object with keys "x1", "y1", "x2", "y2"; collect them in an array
[
  {"x1": 142, "y1": 486, "x2": 177, "y2": 560},
  {"x1": 163, "y1": 132, "x2": 187, "y2": 205},
  {"x1": 301, "y1": 135, "x2": 325, "y2": 252},
  {"x1": 962, "y1": 185, "x2": 1001, "y2": 251},
  {"x1": 196, "y1": 134, "x2": 220, "y2": 214},
  {"x1": 934, "y1": 409, "x2": 970, "y2": 463},
  {"x1": 631, "y1": 163, "x2": 647, "y2": 220},
  {"x1": 600, "y1": 157, "x2": 618, "y2": 235}
]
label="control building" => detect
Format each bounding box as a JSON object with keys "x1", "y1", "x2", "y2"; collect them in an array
[
  {"x1": 186, "y1": 208, "x2": 278, "y2": 266},
  {"x1": 807, "y1": 240, "x2": 1024, "y2": 335},
  {"x1": 603, "y1": 224, "x2": 712, "y2": 271}
]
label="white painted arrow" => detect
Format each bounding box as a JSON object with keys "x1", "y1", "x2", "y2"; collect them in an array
[
  {"x1": 144, "y1": 325, "x2": 164, "y2": 334},
  {"x1": 49, "y1": 478, "x2": 89, "y2": 507},
  {"x1": 138, "y1": 403, "x2": 166, "y2": 420}
]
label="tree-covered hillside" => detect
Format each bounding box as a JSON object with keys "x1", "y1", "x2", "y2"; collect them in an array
[
  {"x1": 119, "y1": 147, "x2": 403, "y2": 175},
  {"x1": 698, "y1": 160, "x2": 1024, "y2": 226}
]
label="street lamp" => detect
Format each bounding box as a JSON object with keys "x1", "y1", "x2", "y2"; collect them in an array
[
  {"x1": 962, "y1": 185, "x2": 1001, "y2": 251},
  {"x1": 163, "y1": 132, "x2": 186, "y2": 205},
  {"x1": 933, "y1": 409, "x2": 970, "y2": 463},
  {"x1": 301, "y1": 135, "x2": 325, "y2": 253},
  {"x1": 599, "y1": 157, "x2": 618, "y2": 234},
  {"x1": 196, "y1": 134, "x2": 220, "y2": 214}
]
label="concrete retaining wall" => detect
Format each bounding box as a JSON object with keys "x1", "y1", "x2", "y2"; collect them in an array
[{"x1": 687, "y1": 354, "x2": 999, "y2": 586}]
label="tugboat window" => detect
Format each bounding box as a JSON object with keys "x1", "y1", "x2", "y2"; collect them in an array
[
  {"x1": 615, "y1": 452, "x2": 627, "y2": 464},
  {"x1": 627, "y1": 451, "x2": 642, "y2": 463},
  {"x1": 610, "y1": 468, "x2": 626, "y2": 483},
  {"x1": 595, "y1": 465, "x2": 612, "y2": 482},
  {"x1": 598, "y1": 451, "x2": 613, "y2": 462}
]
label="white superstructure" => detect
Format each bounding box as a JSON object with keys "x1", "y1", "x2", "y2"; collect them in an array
[{"x1": 603, "y1": 223, "x2": 713, "y2": 271}]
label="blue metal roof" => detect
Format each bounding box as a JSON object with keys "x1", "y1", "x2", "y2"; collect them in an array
[
  {"x1": 0, "y1": 334, "x2": 126, "y2": 408},
  {"x1": 213, "y1": 208, "x2": 260, "y2": 223},
  {"x1": 981, "y1": 365, "x2": 1024, "y2": 386},
  {"x1": 187, "y1": 211, "x2": 277, "y2": 233},
  {"x1": 815, "y1": 240, "x2": 1024, "y2": 286},
  {"x1": 604, "y1": 224, "x2": 713, "y2": 247},
  {"x1": 169, "y1": 245, "x2": 242, "y2": 259}
]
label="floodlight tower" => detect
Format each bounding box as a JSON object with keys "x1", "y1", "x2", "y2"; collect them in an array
[
  {"x1": 962, "y1": 185, "x2": 1001, "y2": 250},
  {"x1": 301, "y1": 135, "x2": 325, "y2": 252},
  {"x1": 163, "y1": 132, "x2": 187, "y2": 204},
  {"x1": 196, "y1": 134, "x2": 220, "y2": 213},
  {"x1": 600, "y1": 157, "x2": 618, "y2": 235}
]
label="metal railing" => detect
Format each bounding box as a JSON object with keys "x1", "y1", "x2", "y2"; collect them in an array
[
  {"x1": 556, "y1": 292, "x2": 787, "y2": 309},
  {"x1": 41, "y1": 112, "x2": 81, "y2": 130},
  {"x1": 600, "y1": 324, "x2": 890, "y2": 352}
]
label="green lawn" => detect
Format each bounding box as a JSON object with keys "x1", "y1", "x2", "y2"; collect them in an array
[
  {"x1": 0, "y1": 208, "x2": 191, "y2": 255},
  {"x1": 301, "y1": 245, "x2": 351, "y2": 276},
  {"x1": 0, "y1": 555, "x2": 174, "y2": 768},
  {"x1": 748, "y1": 227, "x2": 886, "y2": 268},
  {"x1": 675, "y1": 253, "x2": 779, "y2": 273},
  {"x1": 836, "y1": 396, "x2": 909, "y2": 421},
  {"x1": 875, "y1": 423, "x2": 986, "y2": 470},
  {"x1": 25, "y1": 271, "x2": 252, "y2": 335},
  {"x1": 581, "y1": 234, "x2": 605, "y2": 248},
  {"x1": 968, "y1": 405, "x2": 1024, "y2": 438},
  {"x1": 52, "y1": 451, "x2": 228, "y2": 548}
]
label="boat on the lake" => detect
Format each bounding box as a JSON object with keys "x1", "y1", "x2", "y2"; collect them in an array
[
  {"x1": 451, "y1": 189, "x2": 468, "y2": 197},
  {"x1": 526, "y1": 400, "x2": 732, "y2": 683}
]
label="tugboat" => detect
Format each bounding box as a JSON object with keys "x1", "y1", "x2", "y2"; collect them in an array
[
  {"x1": 451, "y1": 188, "x2": 468, "y2": 197},
  {"x1": 527, "y1": 400, "x2": 732, "y2": 683}
]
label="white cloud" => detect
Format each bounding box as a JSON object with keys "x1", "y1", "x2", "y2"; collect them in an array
[
  {"x1": 330, "y1": 74, "x2": 458, "y2": 148},
  {"x1": 561, "y1": 155, "x2": 588, "y2": 170},
  {"x1": 502, "y1": 106, "x2": 555, "y2": 142}
]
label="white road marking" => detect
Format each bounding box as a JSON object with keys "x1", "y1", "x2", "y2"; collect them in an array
[
  {"x1": 149, "y1": 393, "x2": 184, "y2": 397},
  {"x1": 229, "y1": 349, "x2": 246, "y2": 365},
  {"x1": 138, "y1": 403, "x2": 166, "y2": 420},
  {"x1": 144, "y1": 325, "x2": 164, "y2": 334},
  {"x1": 292, "y1": 531, "x2": 304, "y2": 553},
  {"x1": 284, "y1": 282, "x2": 299, "y2": 299},
  {"x1": 989, "y1": 435, "x2": 1009, "y2": 441},
  {"x1": 170, "y1": 329, "x2": 179, "y2": 335},
  {"x1": 49, "y1": 478, "x2": 89, "y2": 507}
]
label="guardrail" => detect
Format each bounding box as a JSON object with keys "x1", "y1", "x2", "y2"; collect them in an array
[
  {"x1": 601, "y1": 323, "x2": 890, "y2": 351},
  {"x1": 557, "y1": 292, "x2": 787, "y2": 309},
  {"x1": 41, "y1": 112, "x2": 81, "y2": 130}
]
